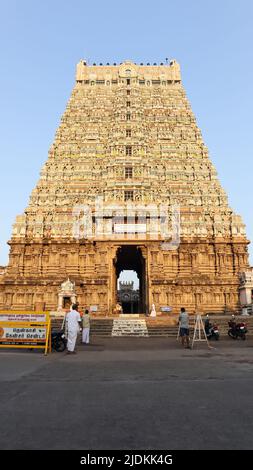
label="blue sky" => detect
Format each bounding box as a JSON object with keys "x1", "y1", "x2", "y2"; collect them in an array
[{"x1": 0, "y1": 0, "x2": 253, "y2": 265}]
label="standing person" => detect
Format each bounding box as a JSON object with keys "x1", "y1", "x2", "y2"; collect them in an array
[
  {"x1": 114, "y1": 302, "x2": 123, "y2": 315},
  {"x1": 150, "y1": 303, "x2": 157, "y2": 317},
  {"x1": 204, "y1": 314, "x2": 211, "y2": 335},
  {"x1": 82, "y1": 309, "x2": 90, "y2": 345},
  {"x1": 66, "y1": 303, "x2": 82, "y2": 354},
  {"x1": 178, "y1": 307, "x2": 190, "y2": 349}
]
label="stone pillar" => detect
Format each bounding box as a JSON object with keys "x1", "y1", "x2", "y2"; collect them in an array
[
  {"x1": 239, "y1": 270, "x2": 253, "y2": 309},
  {"x1": 58, "y1": 294, "x2": 63, "y2": 310}
]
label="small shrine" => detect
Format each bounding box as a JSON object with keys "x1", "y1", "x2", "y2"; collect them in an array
[{"x1": 58, "y1": 278, "x2": 76, "y2": 311}]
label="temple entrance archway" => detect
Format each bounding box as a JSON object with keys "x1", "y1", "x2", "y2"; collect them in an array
[
  {"x1": 114, "y1": 245, "x2": 147, "y2": 314},
  {"x1": 58, "y1": 278, "x2": 76, "y2": 311}
]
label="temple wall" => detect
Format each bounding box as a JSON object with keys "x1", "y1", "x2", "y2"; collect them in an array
[{"x1": 0, "y1": 239, "x2": 248, "y2": 314}]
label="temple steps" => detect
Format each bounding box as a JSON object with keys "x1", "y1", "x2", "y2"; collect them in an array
[
  {"x1": 111, "y1": 319, "x2": 148, "y2": 337},
  {"x1": 90, "y1": 319, "x2": 113, "y2": 336},
  {"x1": 146, "y1": 325, "x2": 181, "y2": 337},
  {"x1": 51, "y1": 316, "x2": 253, "y2": 337}
]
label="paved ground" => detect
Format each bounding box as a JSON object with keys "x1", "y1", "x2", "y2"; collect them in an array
[{"x1": 1, "y1": 337, "x2": 253, "y2": 450}]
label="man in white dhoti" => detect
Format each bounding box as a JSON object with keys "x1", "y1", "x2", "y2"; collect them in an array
[
  {"x1": 150, "y1": 303, "x2": 156, "y2": 317},
  {"x1": 82, "y1": 309, "x2": 90, "y2": 344},
  {"x1": 66, "y1": 304, "x2": 82, "y2": 354}
]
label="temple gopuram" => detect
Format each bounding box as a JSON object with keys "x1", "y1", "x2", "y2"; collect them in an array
[{"x1": 0, "y1": 59, "x2": 250, "y2": 314}]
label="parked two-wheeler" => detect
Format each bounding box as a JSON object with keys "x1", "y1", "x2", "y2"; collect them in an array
[
  {"x1": 205, "y1": 323, "x2": 220, "y2": 340},
  {"x1": 51, "y1": 330, "x2": 67, "y2": 352},
  {"x1": 228, "y1": 320, "x2": 247, "y2": 340}
]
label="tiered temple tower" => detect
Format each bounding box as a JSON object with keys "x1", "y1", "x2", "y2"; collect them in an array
[{"x1": 0, "y1": 59, "x2": 250, "y2": 314}]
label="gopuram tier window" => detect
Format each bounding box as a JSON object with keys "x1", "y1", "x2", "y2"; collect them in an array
[
  {"x1": 125, "y1": 166, "x2": 133, "y2": 178},
  {"x1": 124, "y1": 190, "x2": 134, "y2": 201},
  {"x1": 126, "y1": 145, "x2": 132, "y2": 156}
]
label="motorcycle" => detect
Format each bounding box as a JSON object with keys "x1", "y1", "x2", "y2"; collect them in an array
[
  {"x1": 228, "y1": 320, "x2": 247, "y2": 340},
  {"x1": 51, "y1": 329, "x2": 67, "y2": 352},
  {"x1": 205, "y1": 321, "x2": 220, "y2": 340}
]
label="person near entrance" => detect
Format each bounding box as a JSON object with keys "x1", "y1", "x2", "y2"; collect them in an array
[
  {"x1": 65, "y1": 303, "x2": 82, "y2": 354},
  {"x1": 82, "y1": 309, "x2": 90, "y2": 344},
  {"x1": 113, "y1": 302, "x2": 123, "y2": 315},
  {"x1": 178, "y1": 307, "x2": 190, "y2": 349},
  {"x1": 150, "y1": 303, "x2": 157, "y2": 317}
]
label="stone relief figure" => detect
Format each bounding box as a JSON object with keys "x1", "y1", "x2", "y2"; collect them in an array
[
  {"x1": 115, "y1": 167, "x2": 122, "y2": 177},
  {"x1": 134, "y1": 192, "x2": 142, "y2": 201},
  {"x1": 114, "y1": 190, "x2": 122, "y2": 201}
]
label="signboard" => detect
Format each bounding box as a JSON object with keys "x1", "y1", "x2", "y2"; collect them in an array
[
  {"x1": 114, "y1": 223, "x2": 147, "y2": 233},
  {"x1": 0, "y1": 323, "x2": 47, "y2": 344},
  {"x1": 0, "y1": 312, "x2": 51, "y2": 355},
  {"x1": 160, "y1": 306, "x2": 172, "y2": 312},
  {"x1": 0, "y1": 313, "x2": 47, "y2": 322},
  {"x1": 90, "y1": 305, "x2": 98, "y2": 312}
]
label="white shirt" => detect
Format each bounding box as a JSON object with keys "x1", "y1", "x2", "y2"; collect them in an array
[
  {"x1": 66, "y1": 309, "x2": 81, "y2": 332},
  {"x1": 179, "y1": 312, "x2": 189, "y2": 328}
]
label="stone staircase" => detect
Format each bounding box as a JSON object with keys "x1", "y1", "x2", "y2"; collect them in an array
[
  {"x1": 245, "y1": 305, "x2": 253, "y2": 315},
  {"x1": 146, "y1": 324, "x2": 178, "y2": 337},
  {"x1": 50, "y1": 315, "x2": 253, "y2": 337},
  {"x1": 111, "y1": 318, "x2": 149, "y2": 337},
  {"x1": 90, "y1": 319, "x2": 113, "y2": 337}
]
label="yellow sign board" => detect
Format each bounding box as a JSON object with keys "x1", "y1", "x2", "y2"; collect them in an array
[{"x1": 0, "y1": 311, "x2": 51, "y2": 355}]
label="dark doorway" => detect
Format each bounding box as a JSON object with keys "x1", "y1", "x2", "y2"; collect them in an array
[{"x1": 115, "y1": 246, "x2": 146, "y2": 313}]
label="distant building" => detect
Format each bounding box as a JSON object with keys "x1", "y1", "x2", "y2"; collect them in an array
[{"x1": 117, "y1": 281, "x2": 140, "y2": 313}]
